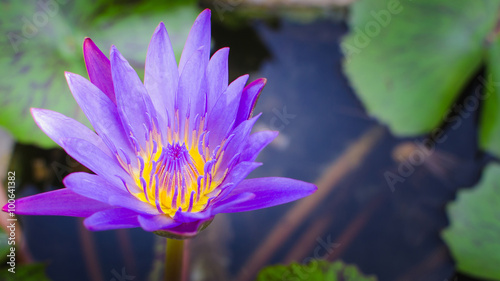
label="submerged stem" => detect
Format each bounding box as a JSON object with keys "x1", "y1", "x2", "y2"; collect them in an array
[{"x1": 165, "y1": 238, "x2": 184, "y2": 281}]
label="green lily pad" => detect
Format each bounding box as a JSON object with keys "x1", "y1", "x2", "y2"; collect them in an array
[
  {"x1": 342, "y1": 0, "x2": 500, "y2": 136},
  {"x1": 442, "y1": 163, "x2": 500, "y2": 280},
  {"x1": 0, "y1": 0, "x2": 198, "y2": 148},
  {"x1": 256, "y1": 260, "x2": 378, "y2": 281},
  {"x1": 479, "y1": 37, "x2": 500, "y2": 159}
]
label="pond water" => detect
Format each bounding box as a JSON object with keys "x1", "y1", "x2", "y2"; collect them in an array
[{"x1": 10, "y1": 7, "x2": 487, "y2": 281}]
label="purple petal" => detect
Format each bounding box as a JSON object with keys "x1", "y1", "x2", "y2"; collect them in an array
[
  {"x1": 108, "y1": 194, "x2": 159, "y2": 215},
  {"x1": 207, "y1": 74, "x2": 249, "y2": 148},
  {"x1": 216, "y1": 177, "x2": 317, "y2": 213},
  {"x1": 3, "y1": 189, "x2": 112, "y2": 217},
  {"x1": 145, "y1": 22, "x2": 179, "y2": 127},
  {"x1": 213, "y1": 192, "x2": 255, "y2": 213},
  {"x1": 60, "y1": 138, "x2": 131, "y2": 188},
  {"x1": 83, "y1": 38, "x2": 115, "y2": 103},
  {"x1": 214, "y1": 161, "x2": 262, "y2": 203},
  {"x1": 159, "y1": 218, "x2": 213, "y2": 237},
  {"x1": 174, "y1": 209, "x2": 212, "y2": 224},
  {"x1": 216, "y1": 114, "x2": 261, "y2": 174},
  {"x1": 177, "y1": 47, "x2": 207, "y2": 133},
  {"x1": 178, "y1": 9, "x2": 211, "y2": 74},
  {"x1": 110, "y1": 45, "x2": 158, "y2": 148},
  {"x1": 137, "y1": 214, "x2": 179, "y2": 232},
  {"x1": 84, "y1": 208, "x2": 140, "y2": 231},
  {"x1": 65, "y1": 72, "x2": 135, "y2": 158},
  {"x1": 240, "y1": 131, "x2": 278, "y2": 162},
  {"x1": 31, "y1": 108, "x2": 111, "y2": 156},
  {"x1": 63, "y1": 172, "x2": 129, "y2": 203},
  {"x1": 235, "y1": 78, "x2": 266, "y2": 126},
  {"x1": 206, "y1": 47, "x2": 229, "y2": 111}
]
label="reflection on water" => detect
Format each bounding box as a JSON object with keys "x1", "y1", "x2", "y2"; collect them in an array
[{"x1": 11, "y1": 8, "x2": 488, "y2": 281}]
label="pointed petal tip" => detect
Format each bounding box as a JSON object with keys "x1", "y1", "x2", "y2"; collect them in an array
[
  {"x1": 110, "y1": 45, "x2": 120, "y2": 57},
  {"x1": 30, "y1": 108, "x2": 46, "y2": 126},
  {"x1": 10, "y1": 189, "x2": 112, "y2": 217},
  {"x1": 298, "y1": 182, "x2": 318, "y2": 198},
  {"x1": 2, "y1": 204, "x2": 8, "y2": 213},
  {"x1": 83, "y1": 38, "x2": 96, "y2": 53},
  {"x1": 179, "y1": 7, "x2": 212, "y2": 72},
  {"x1": 83, "y1": 37, "x2": 94, "y2": 46},
  {"x1": 200, "y1": 8, "x2": 212, "y2": 17},
  {"x1": 268, "y1": 130, "x2": 280, "y2": 138},
  {"x1": 249, "y1": 77, "x2": 267, "y2": 88},
  {"x1": 61, "y1": 173, "x2": 72, "y2": 187},
  {"x1": 228, "y1": 73, "x2": 250, "y2": 88},
  {"x1": 82, "y1": 38, "x2": 116, "y2": 103},
  {"x1": 154, "y1": 22, "x2": 167, "y2": 34},
  {"x1": 253, "y1": 112, "x2": 263, "y2": 119},
  {"x1": 64, "y1": 71, "x2": 76, "y2": 82},
  {"x1": 211, "y1": 47, "x2": 230, "y2": 59},
  {"x1": 30, "y1": 107, "x2": 41, "y2": 116},
  {"x1": 305, "y1": 182, "x2": 318, "y2": 193},
  {"x1": 82, "y1": 38, "x2": 103, "y2": 61},
  {"x1": 110, "y1": 45, "x2": 127, "y2": 63},
  {"x1": 29, "y1": 108, "x2": 56, "y2": 143},
  {"x1": 64, "y1": 72, "x2": 90, "y2": 89},
  {"x1": 191, "y1": 8, "x2": 211, "y2": 27},
  {"x1": 218, "y1": 177, "x2": 318, "y2": 213}
]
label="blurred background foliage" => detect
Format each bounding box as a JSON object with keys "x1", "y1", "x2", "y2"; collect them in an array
[
  {"x1": 1, "y1": 0, "x2": 500, "y2": 280},
  {"x1": 344, "y1": 0, "x2": 500, "y2": 158},
  {"x1": 442, "y1": 163, "x2": 500, "y2": 280},
  {"x1": 342, "y1": 1, "x2": 500, "y2": 280},
  {"x1": 256, "y1": 260, "x2": 378, "y2": 281},
  {"x1": 0, "y1": 0, "x2": 199, "y2": 148}
]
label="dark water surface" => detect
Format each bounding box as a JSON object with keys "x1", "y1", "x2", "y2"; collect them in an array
[{"x1": 13, "y1": 12, "x2": 488, "y2": 281}]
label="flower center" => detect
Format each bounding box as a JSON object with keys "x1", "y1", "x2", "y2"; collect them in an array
[
  {"x1": 156, "y1": 143, "x2": 201, "y2": 205},
  {"x1": 119, "y1": 119, "x2": 224, "y2": 217}
]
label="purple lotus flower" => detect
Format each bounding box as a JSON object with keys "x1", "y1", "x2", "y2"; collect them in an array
[{"x1": 4, "y1": 9, "x2": 316, "y2": 238}]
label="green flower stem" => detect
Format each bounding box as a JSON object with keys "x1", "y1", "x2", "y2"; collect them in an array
[{"x1": 165, "y1": 238, "x2": 184, "y2": 281}]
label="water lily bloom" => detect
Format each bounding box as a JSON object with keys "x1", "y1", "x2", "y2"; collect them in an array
[{"x1": 4, "y1": 9, "x2": 316, "y2": 238}]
